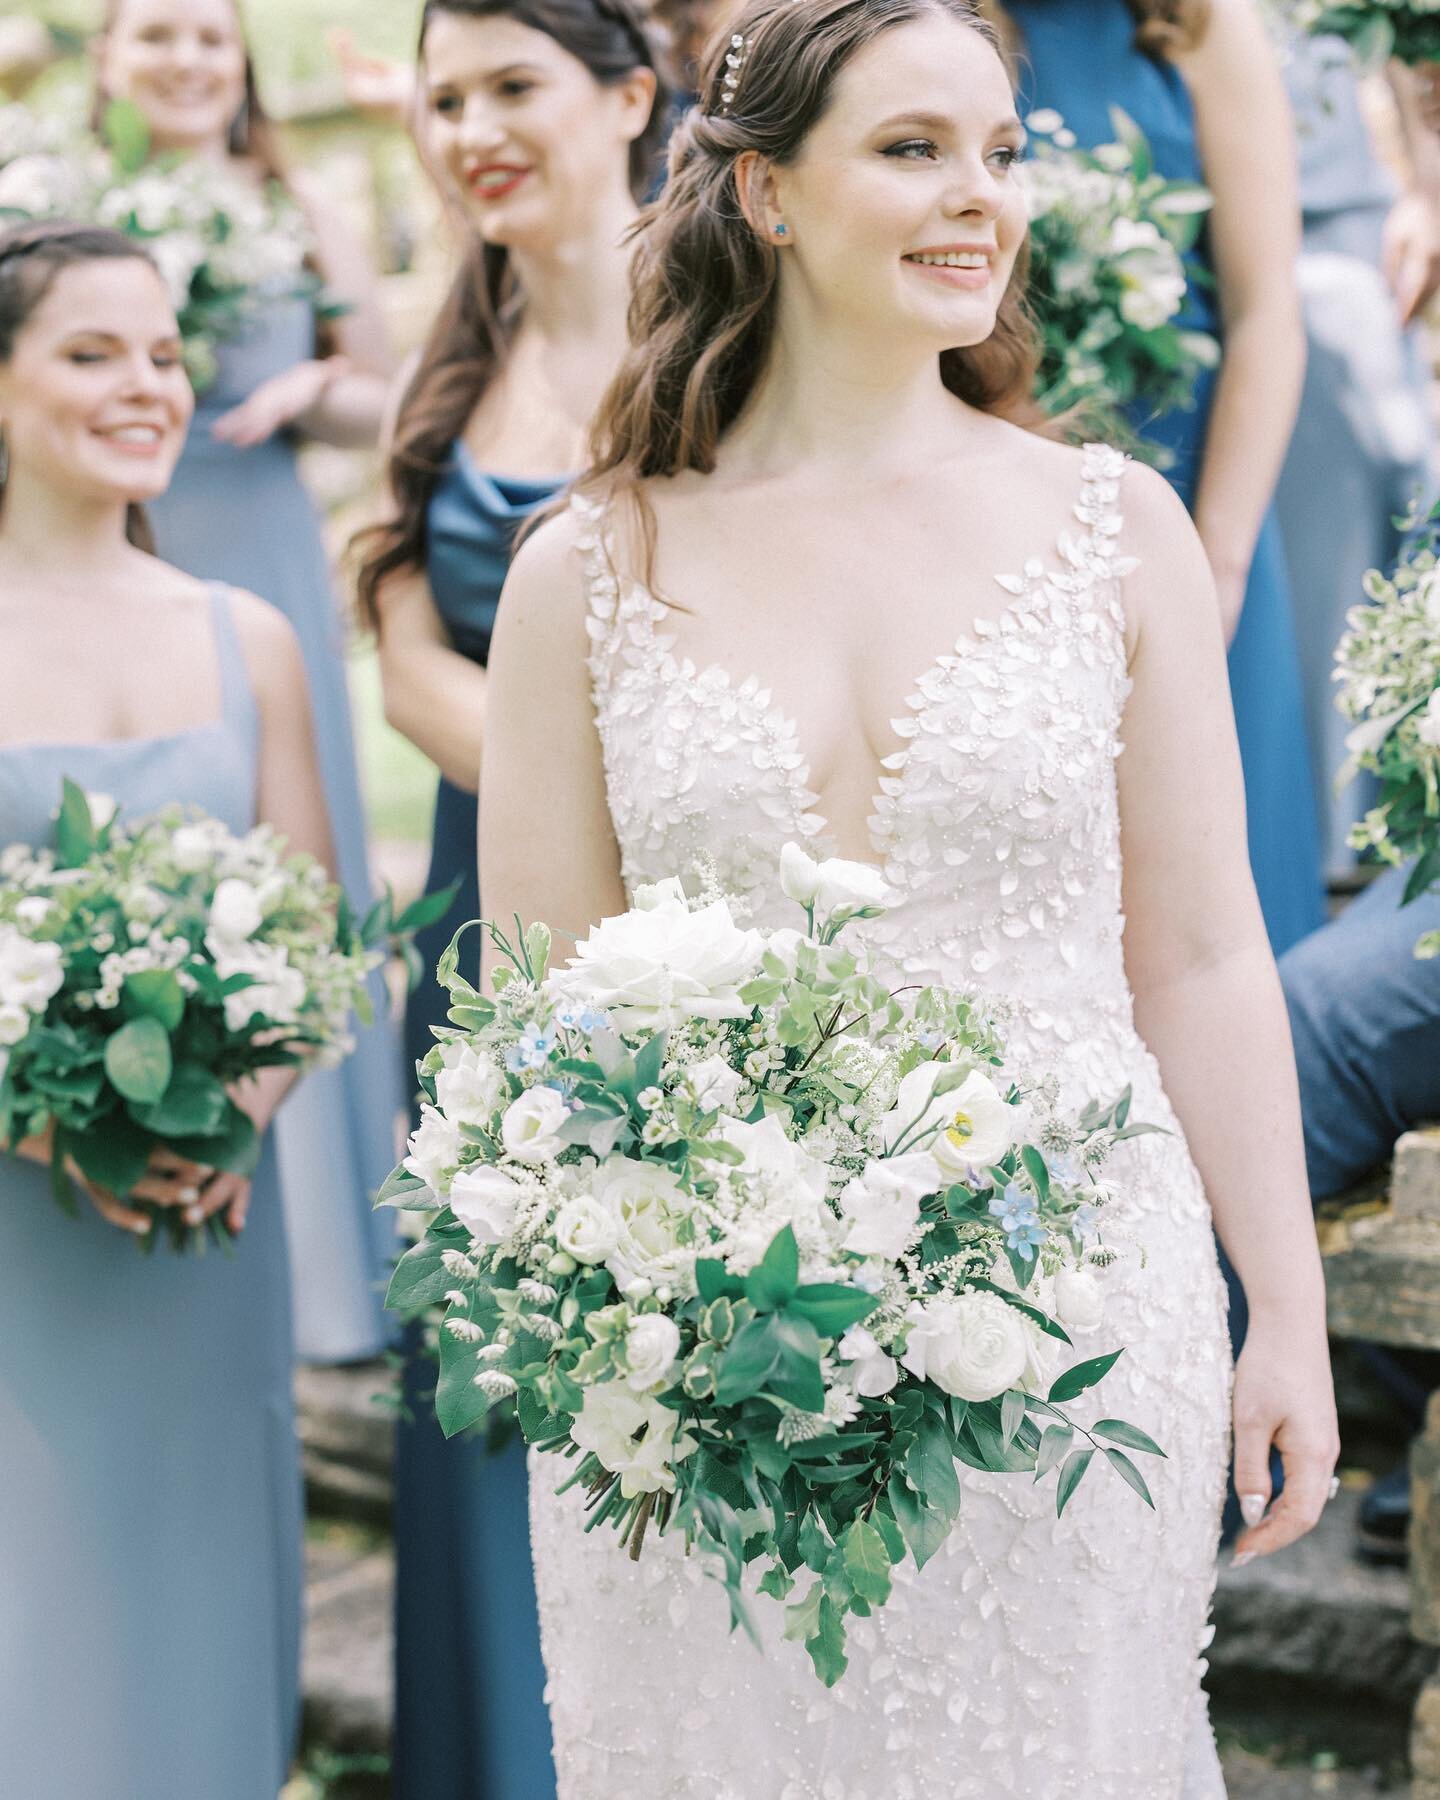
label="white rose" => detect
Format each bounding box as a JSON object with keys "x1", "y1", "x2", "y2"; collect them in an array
[
  {"x1": 838, "y1": 1324, "x2": 900, "y2": 1397},
  {"x1": 434, "y1": 1043, "x2": 506, "y2": 1128},
  {"x1": 779, "y1": 841, "x2": 891, "y2": 916},
  {"x1": 839, "y1": 1151, "x2": 941, "y2": 1261},
  {"x1": 449, "y1": 1164, "x2": 524, "y2": 1245},
  {"x1": 625, "y1": 1314, "x2": 681, "y2": 1392},
  {"x1": 593, "y1": 1155, "x2": 696, "y2": 1292},
  {"x1": 209, "y1": 876, "x2": 265, "y2": 943},
  {"x1": 1417, "y1": 690, "x2": 1440, "y2": 750},
  {"x1": 900, "y1": 1291, "x2": 1030, "y2": 1402},
  {"x1": 571, "y1": 1383, "x2": 697, "y2": 1497},
  {"x1": 403, "y1": 1106, "x2": 463, "y2": 1194},
  {"x1": 1053, "y1": 1266, "x2": 1105, "y2": 1335},
  {"x1": 554, "y1": 1194, "x2": 619, "y2": 1265},
  {"x1": 500, "y1": 1085, "x2": 570, "y2": 1162},
  {"x1": 548, "y1": 888, "x2": 762, "y2": 1032},
  {"x1": 882, "y1": 1063, "x2": 1014, "y2": 1177},
  {"x1": 686, "y1": 1054, "x2": 742, "y2": 1115},
  {"x1": 716, "y1": 1111, "x2": 830, "y2": 1210}
]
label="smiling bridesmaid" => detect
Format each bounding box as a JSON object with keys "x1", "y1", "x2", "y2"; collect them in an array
[{"x1": 354, "y1": 3, "x2": 668, "y2": 1793}]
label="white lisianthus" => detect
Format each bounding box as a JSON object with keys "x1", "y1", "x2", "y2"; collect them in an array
[
  {"x1": 838, "y1": 1324, "x2": 900, "y2": 1397},
  {"x1": 0, "y1": 1002, "x2": 30, "y2": 1046},
  {"x1": 434, "y1": 1043, "x2": 506, "y2": 1129},
  {"x1": 839, "y1": 1151, "x2": 941, "y2": 1260},
  {"x1": 554, "y1": 1194, "x2": 619, "y2": 1265},
  {"x1": 548, "y1": 886, "x2": 762, "y2": 1032},
  {"x1": 593, "y1": 1155, "x2": 696, "y2": 1292},
  {"x1": 779, "y1": 841, "x2": 891, "y2": 916},
  {"x1": 883, "y1": 1063, "x2": 1013, "y2": 1177},
  {"x1": 403, "y1": 1107, "x2": 463, "y2": 1195},
  {"x1": 571, "y1": 1382, "x2": 697, "y2": 1496},
  {"x1": 214, "y1": 940, "x2": 305, "y2": 1031},
  {"x1": 1053, "y1": 1266, "x2": 1106, "y2": 1335},
  {"x1": 500, "y1": 1085, "x2": 570, "y2": 1162},
  {"x1": 449, "y1": 1164, "x2": 525, "y2": 1245},
  {"x1": 901, "y1": 1292, "x2": 1030, "y2": 1402},
  {"x1": 209, "y1": 876, "x2": 265, "y2": 943},
  {"x1": 686, "y1": 1054, "x2": 743, "y2": 1115},
  {"x1": 624, "y1": 1313, "x2": 681, "y2": 1391},
  {"x1": 718, "y1": 1112, "x2": 830, "y2": 1210},
  {"x1": 0, "y1": 924, "x2": 64, "y2": 1014}
]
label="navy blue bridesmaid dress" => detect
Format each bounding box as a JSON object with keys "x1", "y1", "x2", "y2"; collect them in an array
[
  {"x1": 1008, "y1": 0, "x2": 1325, "y2": 955},
  {"x1": 392, "y1": 443, "x2": 561, "y2": 1800}
]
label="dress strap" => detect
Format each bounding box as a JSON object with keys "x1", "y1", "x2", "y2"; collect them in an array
[
  {"x1": 205, "y1": 583, "x2": 261, "y2": 746},
  {"x1": 1064, "y1": 443, "x2": 1138, "y2": 639},
  {"x1": 569, "y1": 490, "x2": 667, "y2": 694}
]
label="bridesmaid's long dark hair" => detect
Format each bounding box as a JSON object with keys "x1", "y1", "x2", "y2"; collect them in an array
[
  {"x1": 353, "y1": 0, "x2": 670, "y2": 633},
  {"x1": 0, "y1": 221, "x2": 158, "y2": 552}
]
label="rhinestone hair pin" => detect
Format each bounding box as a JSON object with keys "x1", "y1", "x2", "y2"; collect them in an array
[{"x1": 718, "y1": 31, "x2": 749, "y2": 113}]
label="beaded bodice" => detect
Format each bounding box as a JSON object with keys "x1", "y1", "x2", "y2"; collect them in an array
[{"x1": 577, "y1": 442, "x2": 1139, "y2": 1062}]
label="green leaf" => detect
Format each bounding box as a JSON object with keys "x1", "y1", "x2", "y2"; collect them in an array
[
  {"x1": 907, "y1": 1415, "x2": 961, "y2": 1520},
  {"x1": 1000, "y1": 1389, "x2": 1026, "y2": 1448},
  {"x1": 745, "y1": 1224, "x2": 800, "y2": 1312},
  {"x1": 805, "y1": 1594, "x2": 849, "y2": 1688},
  {"x1": 1055, "y1": 1447, "x2": 1094, "y2": 1517},
  {"x1": 1020, "y1": 1144, "x2": 1050, "y2": 1202},
  {"x1": 103, "y1": 1017, "x2": 172, "y2": 1106},
  {"x1": 842, "y1": 1518, "x2": 893, "y2": 1606},
  {"x1": 386, "y1": 1238, "x2": 463, "y2": 1311},
  {"x1": 871, "y1": 1503, "x2": 906, "y2": 1564},
  {"x1": 782, "y1": 1578, "x2": 824, "y2": 1643},
  {"x1": 435, "y1": 1329, "x2": 492, "y2": 1436},
  {"x1": 695, "y1": 1258, "x2": 744, "y2": 1304},
  {"x1": 122, "y1": 969, "x2": 185, "y2": 1032},
  {"x1": 62, "y1": 1113, "x2": 151, "y2": 1198},
  {"x1": 1104, "y1": 1446, "x2": 1155, "y2": 1508},
  {"x1": 788, "y1": 1282, "x2": 878, "y2": 1337},
  {"x1": 887, "y1": 1473, "x2": 948, "y2": 1570},
  {"x1": 1034, "y1": 1421, "x2": 1074, "y2": 1480},
  {"x1": 164, "y1": 1099, "x2": 259, "y2": 1177},
  {"x1": 374, "y1": 1164, "x2": 432, "y2": 1208},
  {"x1": 1048, "y1": 1349, "x2": 1123, "y2": 1404},
  {"x1": 632, "y1": 1031, "x2": 667, "y2": 1096},
  {"x1": 1093, "y1": 1418, "x2": 1167, "y2": 1459},
  {"x1": 55, "y1": 777, "x2": 97, "y2": 867},
  {"x1": 767, "y1": 1313, "x2": 826, "y2": 1413},
  {"x1": 714, "y1": 1317, "x2": 782, "y2": 1405},
  {"x1": 391, "y1": 877, "x2": 463, "y2": 935},
  {"x1": 757, "y1": 1564, "x2": 794, "y2": 1602},
  {"x1": 797, "y1": 1513, "x2": 831, "y2": 1573},
  {"x1": 968, "y1": 1276, "x2": 1072, "y2": 1345},
  {"x1": 132, "y1": 1063, "x2": 226, "y2": 1136}
]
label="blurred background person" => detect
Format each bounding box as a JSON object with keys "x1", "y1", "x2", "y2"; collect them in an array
[{"x1": 353, "y1": 1, "x2": 668, "y2": 1794}]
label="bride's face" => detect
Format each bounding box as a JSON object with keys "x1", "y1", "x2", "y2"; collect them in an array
[{"x1": 766, "y1": 15, "x2": 1027, "y2": 352}]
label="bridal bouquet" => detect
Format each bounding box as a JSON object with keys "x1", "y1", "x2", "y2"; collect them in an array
[
  {"x1": 383, "y1": 846, "x2": 1164, "y2": 1684},
  {"x1": 0, "y1": 101, "x2": 324, "y2": 390},
  {"x1": 0, "y1": 779, "x2": 431, "y2": 1251},
  {"x1": 1022, "y1": 107, "x2": 1219, "y2": 459},
  {"x1": 1334, "y1": 497, "x2": 1440, "y2": 950},
  {"x1": 1285, "y1": 0, "x2": 1440, "y2": 67}
]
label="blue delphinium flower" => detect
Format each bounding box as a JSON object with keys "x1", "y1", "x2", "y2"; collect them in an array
[{"x1": 990, "y1": 1181, "x2": 1046, "y2": 1253}]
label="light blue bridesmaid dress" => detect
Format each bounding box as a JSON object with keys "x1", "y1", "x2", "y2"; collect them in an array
[
  {"x1": 148, "y1": 292, "x2": 401, "y2": 1362},
  {"x1": 392, "y1": 445, "x2": 561, "y2": 1800},
  {"x1": 1008, "y1": 0, "x2": 1325, "y2": 955},
  {"x1": 0, "y1": 586, "x2": 302, "y2": 1800}
]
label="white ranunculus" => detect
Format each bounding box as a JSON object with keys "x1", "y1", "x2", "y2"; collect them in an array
[
  {"x1": 838, "y1": 1324, "x2": 900, "y2": 1397},
  {"x1": 686, "y1": 1053, "x2": 742, "y2": 1115},
  {"x1": 779, "y1": 841, "x2": 891, "y2": 916},
  {"x1": 882, "y1": 1063, "x2": 1013, "y2": 1177},
  {"x1": 448, "y1": 1164, "x2": 524, "y2": 1245},
  {"x1": 593, "y1": 1155, "x2": 696, "y2": 1292},
  {"x1": 209, "y1": 876, "x2": 265, "y2": 943},
  {"x1": 548, "y1": 888, "x2": 762, "y2": 1032},
  {"x1": 500, "y1": 1085, "x2": 570, "y2": 1162},
  {"x1": 625, "y1": 1313, "x2": 681, "y2": 1391},
  {"x1": 0, "y1": 924, "x2": 63, "y2": 1013},
  {"x1": 554, "y1": 1194, "x2": 619, "y2": 1265},
  {"x1": 1053, "y1": 1266, "x2": 1105, "y2": 1335},
  {"x1": 571, "y1": 1382, "x2": 697, "y2": 1496},
  {"x1": 434, "y1": 1043, "x2": 506, "y2": 1129},
  {"x1": 403, "y1": 1106, "x2": 463, "y2": 1195},
  {"x1": 900, "y1": 1291, "x2": 1030, "y2": 1402},
  {"x1": 839, "y1": 1150, "x2": 942, "y2": 1261}
]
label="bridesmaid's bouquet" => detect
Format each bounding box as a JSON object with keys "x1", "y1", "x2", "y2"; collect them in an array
[
  {"x1": 1022, "y1": 107, "x2": 1219, "y2": 459},
  {"x1": 382, "y1": 846, "x2": 1165, "y2": 1685},
  {"x1": 0, "y1": 101, "x2": 325, "y2": 390},
  {"x1": 1334, "y1": 496, "x2": 1440, "y2": 948},
  {"x1": 1286, "y1": 0, "x2": 1440, "y2": 67},
  {"x1": 0, "y1": 779, "x2": 434, "y2": 1251}
]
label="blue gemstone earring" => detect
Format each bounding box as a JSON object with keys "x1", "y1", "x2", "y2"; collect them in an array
[{"x1": 773, "y1": 223, "x2": 788, "y2": 238}]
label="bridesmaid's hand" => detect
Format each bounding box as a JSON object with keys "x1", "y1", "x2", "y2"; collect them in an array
[
  {"x1": 1230, "y1": 1309, "x2": 1340, "y2": 1567},
  {"x1": 210, "y1": 359, "x2": 348, "y2": 450},
  {"x1": 72, "y1": 1146, "x2": 215, "y2": 1238},
  {"x1": 1382, "y1": 188, "x2": 1440, "y2": 326}
]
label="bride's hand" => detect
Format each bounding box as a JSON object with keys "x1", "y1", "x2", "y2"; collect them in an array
[{"x1": 1230, "y1": 1309, "x2": 1339, "y2": 1566}]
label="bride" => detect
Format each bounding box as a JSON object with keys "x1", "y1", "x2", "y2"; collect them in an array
[{"x1": 478, "y1": 0, "x2": 1337, "y2": 1791}]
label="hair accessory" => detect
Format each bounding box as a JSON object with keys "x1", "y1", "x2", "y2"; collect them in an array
[{"x1": 718, "y1": 32, "x2": 749, "y2": 114}]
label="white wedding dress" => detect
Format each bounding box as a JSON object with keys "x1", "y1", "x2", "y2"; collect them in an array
[{"x1": 529, "y1": 444, "x2": 1232, "y2": 1799}]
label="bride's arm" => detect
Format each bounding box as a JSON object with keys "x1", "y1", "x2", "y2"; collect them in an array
[
  {"x1": 1114, "y1": 461, "x2": 1338, "y2": 1565},
  {"x1": 477, "y1": 509, "x2": 628, "y2": 993}
]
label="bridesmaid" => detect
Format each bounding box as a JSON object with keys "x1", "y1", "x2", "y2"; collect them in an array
[
  {"x1": 993, "y1": 0, "x2": 1324, "y2": 955},
  {"x1": 93, "y1": 0, "x2": 402, "y2": 1361},
  {"x1": 353, "y1": 2, "x2": 667, "y2": 1793},
  {"x1": 0, "y1": 221, "x2": 320, "y2": 1796}
]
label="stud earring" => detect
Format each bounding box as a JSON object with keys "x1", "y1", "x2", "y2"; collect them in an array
[{"x1": 773, "y1": 223, "x2": 788, "y2": 238}]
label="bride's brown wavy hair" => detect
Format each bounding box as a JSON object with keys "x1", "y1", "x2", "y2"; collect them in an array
[{"x1": 586, "y1": 0, "x2": 1050, "y2": 504}]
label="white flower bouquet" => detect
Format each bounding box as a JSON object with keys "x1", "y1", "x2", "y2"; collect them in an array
[
  {"x1": 1022, "y1": 107, "x2": 1219, "y2": 460},
  {"x1": 382, "y1": 845, "x2": 1165, "y2": 1685},
  {"x1": 1334, "y1": 498, "x2": 1440, "y2": 950},
  {"x1": 1286, "y1": 0, "x2": 1440, "y2": 67},
  {"x1": 0, "y1": 778, "x2": 441, "y2": 1251},
  {"x1": 0, "y1": 101, "x2": 325, "y2": 390}
]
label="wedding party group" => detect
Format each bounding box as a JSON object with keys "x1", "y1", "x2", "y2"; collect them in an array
[{"x1": 2, "y1": 0, "x2": 1440, "y2": 1793}]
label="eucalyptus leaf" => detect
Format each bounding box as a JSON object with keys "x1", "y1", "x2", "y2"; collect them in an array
[
  {"x1": 1093, "y1": 1418, "x2": 1166, "y2": 1459},
  {"x1": 104, "y1": 1017, "x2": 172, "y2": 1106},
  {"x1": 1104, "y1": 1446, "x2": 1155, "y2": 1508}
]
